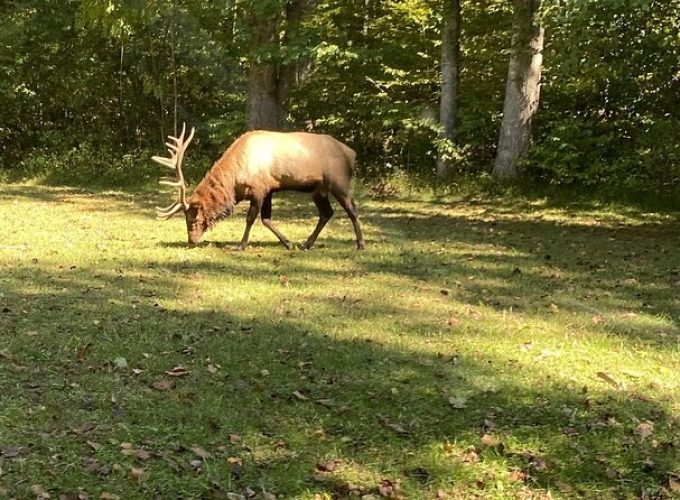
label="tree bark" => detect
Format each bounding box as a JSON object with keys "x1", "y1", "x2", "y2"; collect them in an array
[
  {"x1": 492, "y1": 0, "x2": 544, "y2": 182},
  {"x1": 247, "y1": 8, "x2": 283, "y2": 130},
  {"x1": 436, "y1": 0, "x2": 461, "y2": 179},
  {"x1": 248, "y1": 61, "x2": 285, "y2": 130},
  {"x1": 246, "y1": 0, "x2": 315, "y2": 131}
]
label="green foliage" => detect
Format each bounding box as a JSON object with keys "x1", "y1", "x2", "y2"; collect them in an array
[
  {"x1": 524, "y1": 0, "x2": 680, "y2": 191},
  {"x1": 0, "y1": 0, "x2": 678, "y2": 192},
  {"x1": 13, "y1": 143, "x2": 157, "y2": 187}
]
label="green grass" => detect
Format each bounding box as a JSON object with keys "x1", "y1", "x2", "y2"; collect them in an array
[{"x1": 0, "y1": 183, "x2": 679, "y2": 499}]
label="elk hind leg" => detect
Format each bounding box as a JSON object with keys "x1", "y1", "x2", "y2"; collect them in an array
[
  {"x1": 260, "y1": 193, "x2": 292, "y2": 249},
  {"x1": 302, "y1": 191, "x2": 334, "y2": 250},
  {"x1": 333, "y1": 191, "x2": 364, "y2": 250}
]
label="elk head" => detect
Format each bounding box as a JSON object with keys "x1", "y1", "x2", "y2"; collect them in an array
[{"x1": 152, "y1": 124, "x2": 206, "y2": 246}]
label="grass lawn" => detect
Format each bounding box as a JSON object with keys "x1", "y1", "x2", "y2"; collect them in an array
[{"x1": 0, "y1": 183, "x2": 679, "y2": 499}]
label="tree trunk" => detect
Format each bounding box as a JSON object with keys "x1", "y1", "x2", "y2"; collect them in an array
[
  {"x1": 247, "y1": 10, "x2": 283, "y2": 130},
  {"x1": 436, "y1": 0, "x2": 461, "y2": 179},
  {"x1": 246, "y1": 0, "x2": 315, "y2": 131},
  {"x1": 492, "y1": 0, "x2": 544, "y2": 182},
  {"x1": 248, "y1": 62, "x2": 285, "y2": 130}
]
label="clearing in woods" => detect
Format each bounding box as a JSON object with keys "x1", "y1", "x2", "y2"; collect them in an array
[{"x1": 0, "y1": 184, "x2": 679, "y2": 499}]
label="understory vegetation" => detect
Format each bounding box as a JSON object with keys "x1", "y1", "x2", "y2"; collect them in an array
[{"x1": 1, "y1": 186, "x2": 678, "y2": 499}]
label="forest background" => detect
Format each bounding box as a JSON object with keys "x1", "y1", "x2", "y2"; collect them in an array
[{"x1": 0, "y1": 0, "x2": 678, "y2": 198}]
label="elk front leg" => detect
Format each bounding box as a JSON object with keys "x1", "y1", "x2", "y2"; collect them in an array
[
  {"x1": 260, "y1": 193, "x2": 292, "y2": 250},
  {"x1": 237, "y1": 199, "x2": 262, "y2": 251},
  {"x1": 302, "y1": 192, "x2": 334, "y2": 250}
]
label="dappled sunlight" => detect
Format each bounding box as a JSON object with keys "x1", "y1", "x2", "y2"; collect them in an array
[{"x1": 1, "y1": 186, "x2": 679, "y2": 498}]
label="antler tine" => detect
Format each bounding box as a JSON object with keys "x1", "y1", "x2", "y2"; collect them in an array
[
  {"x1": 156, "y1": 202, "x2": 185, "y2": 220},
  {"x1": 167, "y1": 123, "x2": 186, "y2": 145},
  {"x1": 152, "y1": 156, "x2": 177, "y2": 169},
  {"x1": 152, "y1": 122, "x2": 195, "y2": 216}
]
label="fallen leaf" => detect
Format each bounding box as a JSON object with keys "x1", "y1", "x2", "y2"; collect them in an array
[
  {"x1": 1, "y1": 445, "x2": 22, "y2": 458},
  {"x1": 82, "y1": 456, "x2": 102, "y2": 473},
  {"x1": 596, "y1": 371, "x2": 621, "y2": 389},
  {"x1": 206, "y1": 364, "x2": 218, "y2": 374},
  {"x1": 30, "y1": 484, "x2": 50, "y2": 499},
  {"x1": 669, "y1": 475, "x2": 680, "y2": 492},
  {"x1": 316, "y1": 460, "x2": 339, "y2": 472},
  {"x1": 113, "y1": 357, "x2": 128, "y2": 369},
  {"x1": 315, "y1": 398, "x2": 334, "y2": 408},
  {"x1": 86, "y1": 440, "x2": 101, "y2": 451},
  {"x1": 535, "y1": 348, "x2": 561, "y2": 360},
  {"x1": 292, "y1": 390, "x2": 308, "y2": 401},
  {"x1": 228, "y1": 434, "x2": 242, "y2": 444},
  {"x1": 100, "y1": 493, "x2": 120, "y2": 500},
  {"x1": 635, "y1": 421, "x2": 654, "y2": 440},
  {"x1": 562, "y1": 426, "x2": 579, "y2": 437},
  {"x1": 191, "y1": 446, "x2": 212, "y2": 460},
  {"x1": 378, "y1": 478, "x2": 400, "y2": 498},
  {"x1": 555, "y1": 481, "x2": 573, "y2": 493},
  {"x1": 165, "y1": 366, "x2": 189, "y2": 377},
  {"x1": 461, "y1": 449, "x2": 480, "y2": 463},
  {"x1": 446, "y1": 316, "x2": 460, "y2": 328},
  {"x1": 151, "y1": 379, "x2": 174, "y2": 391},
  {"x1": 447, "y1": 396, "x2": 467, "y2": 409},
  {"x1": 508, "y1": 469, "x2": 526, "y2": 482},
  {"x1": 519, "y1": 341, "x2": 534, "y2": 351},
  {"x1": 227, "y1": 456, "x2": 243, "y2": 475},
  {"x1": 480, "y1": 434, "x2": 500, "y2": 446},
  {"x1": 130, "y1": 466, "x2": 145, "y2": 481},
  {"x1": 70, "y1": 423, "x2": 95, "y2": 436},
  {"x1": 76, "y1": 342, "x2": 93, "y2": 362},
  {"x1": 121, "y1": 447, "x2": 137, "y2": 457},
  {"x1": 378, "y1": 416, "x2": 411, "y2": 437},
  {"x1": 530, "y1": 459, "x2": 548, "y2": 471}
]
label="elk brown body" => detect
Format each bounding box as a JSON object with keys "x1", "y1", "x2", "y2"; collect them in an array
[{"x1": 153, "y1": 126, "x2": 364, "y2": 250}]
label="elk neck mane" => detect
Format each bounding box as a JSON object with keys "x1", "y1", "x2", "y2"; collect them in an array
[{"x1": 192, "y1": 141, "x2": 244, "y2": 226}]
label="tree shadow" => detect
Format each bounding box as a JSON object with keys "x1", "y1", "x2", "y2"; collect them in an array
[
  {"x1": 0, "y1": 258, "x2": 678, "y2": 498},
  {"x1": 361, "y1": 201, "x2": 680, "y2": 346}
]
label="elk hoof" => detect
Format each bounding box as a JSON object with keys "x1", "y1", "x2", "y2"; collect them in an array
[
  {"x1": 280, "y1": 240, "x2": 293, "y2": 250},
  {"x1": 356, "y1": 241, "x2": 365, "y2": 250},
  {"x1": 236, "y1": 244, "x2": 247, "y2": 251}
]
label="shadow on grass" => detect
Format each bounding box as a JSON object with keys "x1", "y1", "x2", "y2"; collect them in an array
[{"x1": 0, "y1": 257, "x2": 678, "y2": 499}]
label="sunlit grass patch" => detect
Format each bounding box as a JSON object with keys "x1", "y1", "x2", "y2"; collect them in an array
[{"x1": 1, "y1": 184, "x2": 679, "y2": 499}]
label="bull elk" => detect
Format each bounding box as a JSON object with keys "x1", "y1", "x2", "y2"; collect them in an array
[{"x1": 153, "y1": 124, "x2": 365, "y2": 250}]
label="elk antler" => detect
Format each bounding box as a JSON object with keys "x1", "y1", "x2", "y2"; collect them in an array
[{"x1": 152, "y1": 123, "x2": 195, "y2": 219}]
